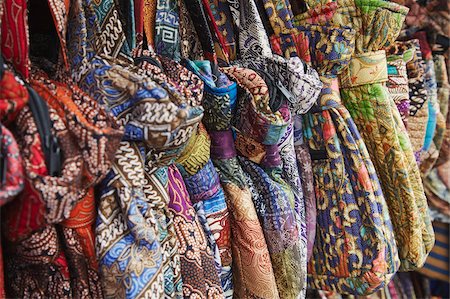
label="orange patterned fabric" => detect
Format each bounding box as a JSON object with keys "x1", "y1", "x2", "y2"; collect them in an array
[
  {"x1": 143, "y1": 0, "x2": 157, "y2": 48},
  {"x1": 2, "y1": 72, "x2": 122, "y2": 298}
]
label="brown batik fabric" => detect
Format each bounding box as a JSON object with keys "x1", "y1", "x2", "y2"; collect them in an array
[{"x1": 2, "y1": 71, "x2": 122, "y2": 298}]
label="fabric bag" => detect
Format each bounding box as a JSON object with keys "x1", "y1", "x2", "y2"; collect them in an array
[{"x1": 176, "y1": 125, "x2": 233, "y2": 297}]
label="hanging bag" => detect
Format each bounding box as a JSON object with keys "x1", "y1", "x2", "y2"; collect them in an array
[{"x1": 278, "y1": 1, "x2": 401, "y2": 289}]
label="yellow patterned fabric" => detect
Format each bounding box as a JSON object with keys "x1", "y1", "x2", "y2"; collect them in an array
[
  {"x1": 340, "y1": 50, "x2": 388, "y2": 87},
  {"x1": 176, "y1": 125, "x2": 211, "y2": 176},
  {"x1": 312, "y1": 0, "x2": 435, "y2": 271}
]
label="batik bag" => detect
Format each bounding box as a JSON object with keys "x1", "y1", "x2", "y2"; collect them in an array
[
  {"x1": 185, "y1": 58, "x2": 280, "y2": 299},
  {"x1": 294, "y1": 22, "x2": 400, "y2": 294},
  {"x1": 340, "y1": 0, "x2": 433, "y2": 271},
  {"x1": 67, "y1": 1, "x2": 224, "y2": 296},
  {"x1": 30, "y1": 73, "x2": 123, "y2": 298},
  {"x1": 132, "y1": 14, "x2": 225, "y2": 297},
  {"x1": 223, "y1": 65, "x2": 307, "y2": 299},
  {"x1": 299, "y1": 0, "x2": 434, "y2": 271},
  {"x1": 2, "y1": 76, "x2": 119, "y2": 297},
  {"x1": 235, "y1": 0, "x2": 322, "y2": 261},
  {"x1": 184, "y1": 1, "x2": 280, "y2": 296},
  {"x1": 66, "y1": 2, "x2": 182, "y2": 297}
]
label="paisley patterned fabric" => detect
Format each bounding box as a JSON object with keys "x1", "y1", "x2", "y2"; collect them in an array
[
  {"x1": 223, "y1": 66, "x2": 306, "y2": 299},
  {"x1": 177, "y1": 126, "x2": 233, "y2": 297},
  {"x1": 291, "y1": 22, "x2": 399, "y2": 295},
  {"x1": 166, "y1": 165, "x2": 224, "y2": 298},
  {"x1": 2, "y1": 72, "x2": 121, "y2": 297},
  {"x1": 185, "y1": 60, "x2": 280, "y2": 299}
]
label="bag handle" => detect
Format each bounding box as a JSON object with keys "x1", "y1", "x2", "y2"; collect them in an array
[{"x1": 27, "y1": 86, "x2": 62, "y2": 177}]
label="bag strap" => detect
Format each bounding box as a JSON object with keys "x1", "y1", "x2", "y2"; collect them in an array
[
  {"x1": 133, "y1": 55, "x2": 164, "y2": 70},
  {"x1": 201, "y1": 0, "x2": 237, "y2": 62},
  {"x1": 154, "y1": 0, "x2": 182, "y2": 60},
  {"x1": 0, "y1": 124, "x2": 6, "y2": 186},
  {"x1": 27, "y1": 86, "x2": 62, "y2": 177},
  {"x1": 182, "y1": 0, "x2": 218, "y2": 64},
  {"x1": 0, "y1": 54, "x2": 4, "y2": 80}
]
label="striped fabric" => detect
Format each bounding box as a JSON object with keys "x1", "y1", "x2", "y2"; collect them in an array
[{"x1": 419, "y1": 222, "x2": 449, "y2": 282}]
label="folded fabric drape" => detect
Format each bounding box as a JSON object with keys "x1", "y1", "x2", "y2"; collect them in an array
[{"x1": 403, "y1": 39, "x2": 430, "y2": 161}]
